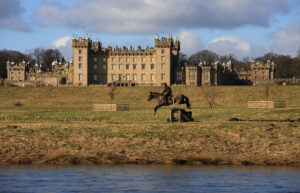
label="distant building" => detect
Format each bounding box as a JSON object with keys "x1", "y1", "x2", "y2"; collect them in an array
[{"x1": 5, "y1": 60, "x2": 72, "y2": 87}]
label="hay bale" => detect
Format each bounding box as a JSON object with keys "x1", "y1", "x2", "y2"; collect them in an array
[
  {"x1": 93, "y1": 104, "x2": 129, "y2": 111},
  {"x1": 248, "y1": 101, "x2": 286, "y2": 109}
]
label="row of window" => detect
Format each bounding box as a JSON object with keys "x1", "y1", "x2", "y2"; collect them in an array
[
  {"x1": 111, "y1": 63, "x2": 164, "y2": 70},
  {"x1": 78, "y1": 73, "x2": 166, "y2": 82},
  {"x1": 111, "y1": 74, "x2": 165, "y2": 81},
  {"x1": 175, "y1": 72, "x2": 209, "y2": 81},
  {"x1": 78, "y1": 56, "x2": 165, "y2": 63},
  {"x1": 111, "y1": 56, "x2": 165, "y2": 62},
  {"x1": 78, "y1": 63, "x2": 165, "y2": 70}
]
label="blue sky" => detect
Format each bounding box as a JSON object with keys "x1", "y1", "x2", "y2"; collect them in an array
[{"x1": 0, "y1": 0, "x2": 300, "y2": 60}]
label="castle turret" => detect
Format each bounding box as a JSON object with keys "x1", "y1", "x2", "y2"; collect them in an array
[{"x1": 72, "y1": 37, "x2": 92, "y2": 86}]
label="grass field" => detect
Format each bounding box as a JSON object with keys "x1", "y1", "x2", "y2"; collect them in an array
[{"x1": 0, "y1": 85, "x2": 299, "y2": 165}]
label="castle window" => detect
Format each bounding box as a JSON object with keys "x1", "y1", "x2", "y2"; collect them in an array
[
  {"x1": 151, "y1": 74, "x2": 155, "y2": 81},
  {"x1": 103, "y1": 58, "x2": 107, "y2": 62},
  {"x1": 103, "y1": 64, "x2": 107, "y2": 70},
  {"x1": 151, "y1": 58, "x2": 155, "y2": 62},
  {"x1": 118, "y1": 74, "x2": 122, "y2": 81},
  {"x1": 151, "y1": 64, "x2": 155, "y2": 70},
  {"x1": 112, "y1": 57, "x2": 116, "y2": 62},
  {"x1": 142, "y1": 64, "x2": 145, "y2": 70},
  {"x1": 79, "y1": 63, "x2": 82, "y2": 69},
  {"x1": 161, "y1": 56, "x2": 165, "y2": 61},
  {"x1": 78, "y1": 49, "x2": 82, "y2": 54},
  {"x1": 103, "y1": 74, "x2": 107, "y2": 82},
  {"x1": 112, "y1": 64, "x2": 115, "y2": 70},
  {"x1": 119, "y1": 57, "x2": 123, "y2": 62},
  {"x1": 94, "y1": 74, "x2": 98, "y2": 81},
  {"x1": 133, "y1": 74, "x2": 137, "y2": 81},
  {"x1": 133, "y1": 64, "x2": 136, "y2": 70},
  {"x1": 94, "y1": 57, "x2": 97, "y2": 62},
  {"x1": 161, "y1": 49, "x2": 165, "y2": 54},
  {"x1": 79, "y1": 73, "x2": 82, "y2": 81},
  {"x1": 177, "y1": 72, "x2": 182, "y2": 80},
  {"x1": 161, "y1": 73, "x2": 165, "y2": 80},
  {"x1": 142, "y1": 57, "x2": 146, "y2": 62},
  {"x1": 126, "y1": 74, "x2": 130, "y2": 81},
  {"x1": 142, "y1": 74, "x2": 146, "y2": 81},
  {"x1": 112, "y1": 74, "x2": 116, "y2": 81},
  {"x1": 119, "y1": 64, "x2": 123, "y2": 70},
  {"x1": 133, "y1": 57, "x2": 137, "y2": 62},
  {"x1": 94, "y1": 64, "x2": 98, "y2": 70},
  {"x1": 161, "y1": 63, "x2": 165, "y2": 69},
  {"x1": 126, "y1": 64, "x2": 130, "y2": 70},
  {"x1": 189, "y1": 72, "x2": 195, "y2": 80},
  {"x1": 126, "y1": 57, "x2": 130, "y2": 62},
  {"x1": 79, "y1": 56, "x2": 82, "y2": 61},
  {"x1": 204, "y1": 72, "x2": 209, "y2": 80}
]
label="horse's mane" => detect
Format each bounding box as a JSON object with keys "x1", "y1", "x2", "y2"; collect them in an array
[{"x1": 150, "y1": 92, "x2": 162, "y2": 95}]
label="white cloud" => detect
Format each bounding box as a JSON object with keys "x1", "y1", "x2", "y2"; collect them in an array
[
  {"x1": 36, "y1": 0, "x2": 291, "y2": 34},
  {"x1": 207, "y1": 36, "x2": 251, "y2": 59},
  {"x1": 179, "y1": 32, "x2": 204, "y2": 55},
  {"x1": 52, "y1": 36, "x2": 72, "y2": 48},
  {"x1": 51, "y1": 36, "x2": 73, "y2": 60},
  {"x1": 272, "y1": 22, "x2": 300, "y2": 56}
]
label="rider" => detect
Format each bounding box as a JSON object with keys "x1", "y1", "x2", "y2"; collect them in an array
[{"x1": 161, "y1": 82, "x2": 172, "y2": 104}]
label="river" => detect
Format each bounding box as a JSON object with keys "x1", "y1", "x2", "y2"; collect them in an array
[{"x1": 0, "y1": 165, "x2": 299, "y2": 193}]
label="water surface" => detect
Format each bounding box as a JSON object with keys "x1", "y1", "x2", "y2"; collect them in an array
[{"x1": 0, "y1": 165, "x2": 299, "y2": 193}]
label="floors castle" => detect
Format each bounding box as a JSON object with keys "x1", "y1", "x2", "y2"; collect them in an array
[{"x1": 5, "y1": 36, "x2": 274, "y2": 87}]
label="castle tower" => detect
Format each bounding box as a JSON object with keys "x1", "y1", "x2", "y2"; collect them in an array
[
  {"x1": 154, "y1": 36, "x2": 180, "y2": 85},
  {"x1": 72, "y1": 37, "x2": 92, "y2": 86},
  {"x1": 6, "y1": 61, "x2": 26, "y2": 82}
]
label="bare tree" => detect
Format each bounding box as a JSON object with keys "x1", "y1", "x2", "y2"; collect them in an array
[
  {"x1": 201, "y1": 87, "x2": 223, "y2": 109},
  {"x1": 108, "y1": 85, "x2": 117, "y2": 104},
  {"x1": 265, "y1": 83, "x2": 271, "y2": 101},
  {"x1": 188, "y1": 50, "x2": 219, "y2": 66}
]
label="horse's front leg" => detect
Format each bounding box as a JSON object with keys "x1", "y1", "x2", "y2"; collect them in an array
[{"x1": 153, "y1": 104, "x2": 162, "y2": 115}]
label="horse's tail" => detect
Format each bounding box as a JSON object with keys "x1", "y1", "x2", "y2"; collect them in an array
[{"x1": 184, "y1": 95, "x2": 191, "y2": 108}]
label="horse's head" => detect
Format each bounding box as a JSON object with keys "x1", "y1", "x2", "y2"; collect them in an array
[{"x1": 148, "y1": 92, "x2": 154, "y2": 101}]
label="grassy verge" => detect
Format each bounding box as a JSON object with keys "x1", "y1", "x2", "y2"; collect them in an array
[{"x1": 0, "y1": 86, "x2": 299, "y2": 166}]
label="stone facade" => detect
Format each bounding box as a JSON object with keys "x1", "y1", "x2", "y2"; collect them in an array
[
  {"x1": 72, "y1": 36, "x2": 180, "y2": 86},
  {"x1": 5, "y1": 60, "x2": 72, "y2": 87}
]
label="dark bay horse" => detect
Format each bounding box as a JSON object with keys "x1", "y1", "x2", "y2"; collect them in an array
[{"x1": 147, "y1": 92, "x2": 191, "y2": 115}]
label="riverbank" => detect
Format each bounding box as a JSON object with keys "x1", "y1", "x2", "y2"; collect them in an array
[{"x1": 0, "y1": 86, "x2": 299, "y2": 166}]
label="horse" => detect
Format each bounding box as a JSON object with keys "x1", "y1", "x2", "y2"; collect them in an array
[{"x1": 147, "y1": 92, "x2": 191, "y2": 115}]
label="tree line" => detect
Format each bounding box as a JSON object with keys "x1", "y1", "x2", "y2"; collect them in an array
[
  {"x1": 1, "y1": 48, "x2": 300, "y2": 79},
  {"x1": 0, "y1": 48, "x2": 64, "y2": 79}
]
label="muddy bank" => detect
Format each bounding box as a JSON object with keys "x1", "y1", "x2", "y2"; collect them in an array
[{"x1": 0, "y1": 122, "x2": 299, "y2": 166}]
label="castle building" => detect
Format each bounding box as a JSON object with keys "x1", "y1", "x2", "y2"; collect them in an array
[
  {"x1": 237, "y1": 60, "x2": 274, "y2": 84},
  {"x1": 6, "y1": 60, "x2": 72, "y2": 87},
  {"x1": 71, "y1": 36, "x2": 180, "y2": 86},
  {"x1": 6, "y1": 60, "x2": 26, "y2": 82},
  {"x1": 4, "y1": 35, "x2": 275, "y2": 87}
]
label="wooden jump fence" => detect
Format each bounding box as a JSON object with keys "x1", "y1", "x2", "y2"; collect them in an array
[
  {"x1": 93, "y1": 104, "x2": 130, "y2": 111},
  {"x1": 247, "y1": 101, "x2": 286, "y2": 109}
]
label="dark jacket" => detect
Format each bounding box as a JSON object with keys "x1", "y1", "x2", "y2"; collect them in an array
[{"x1": 161, "y1": 86, "x2": 172, "y2": 97}]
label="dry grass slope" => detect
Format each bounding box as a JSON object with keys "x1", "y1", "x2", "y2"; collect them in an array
[{"x1": 0, "y1": 85, "x2": 299, "y2": 165}]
